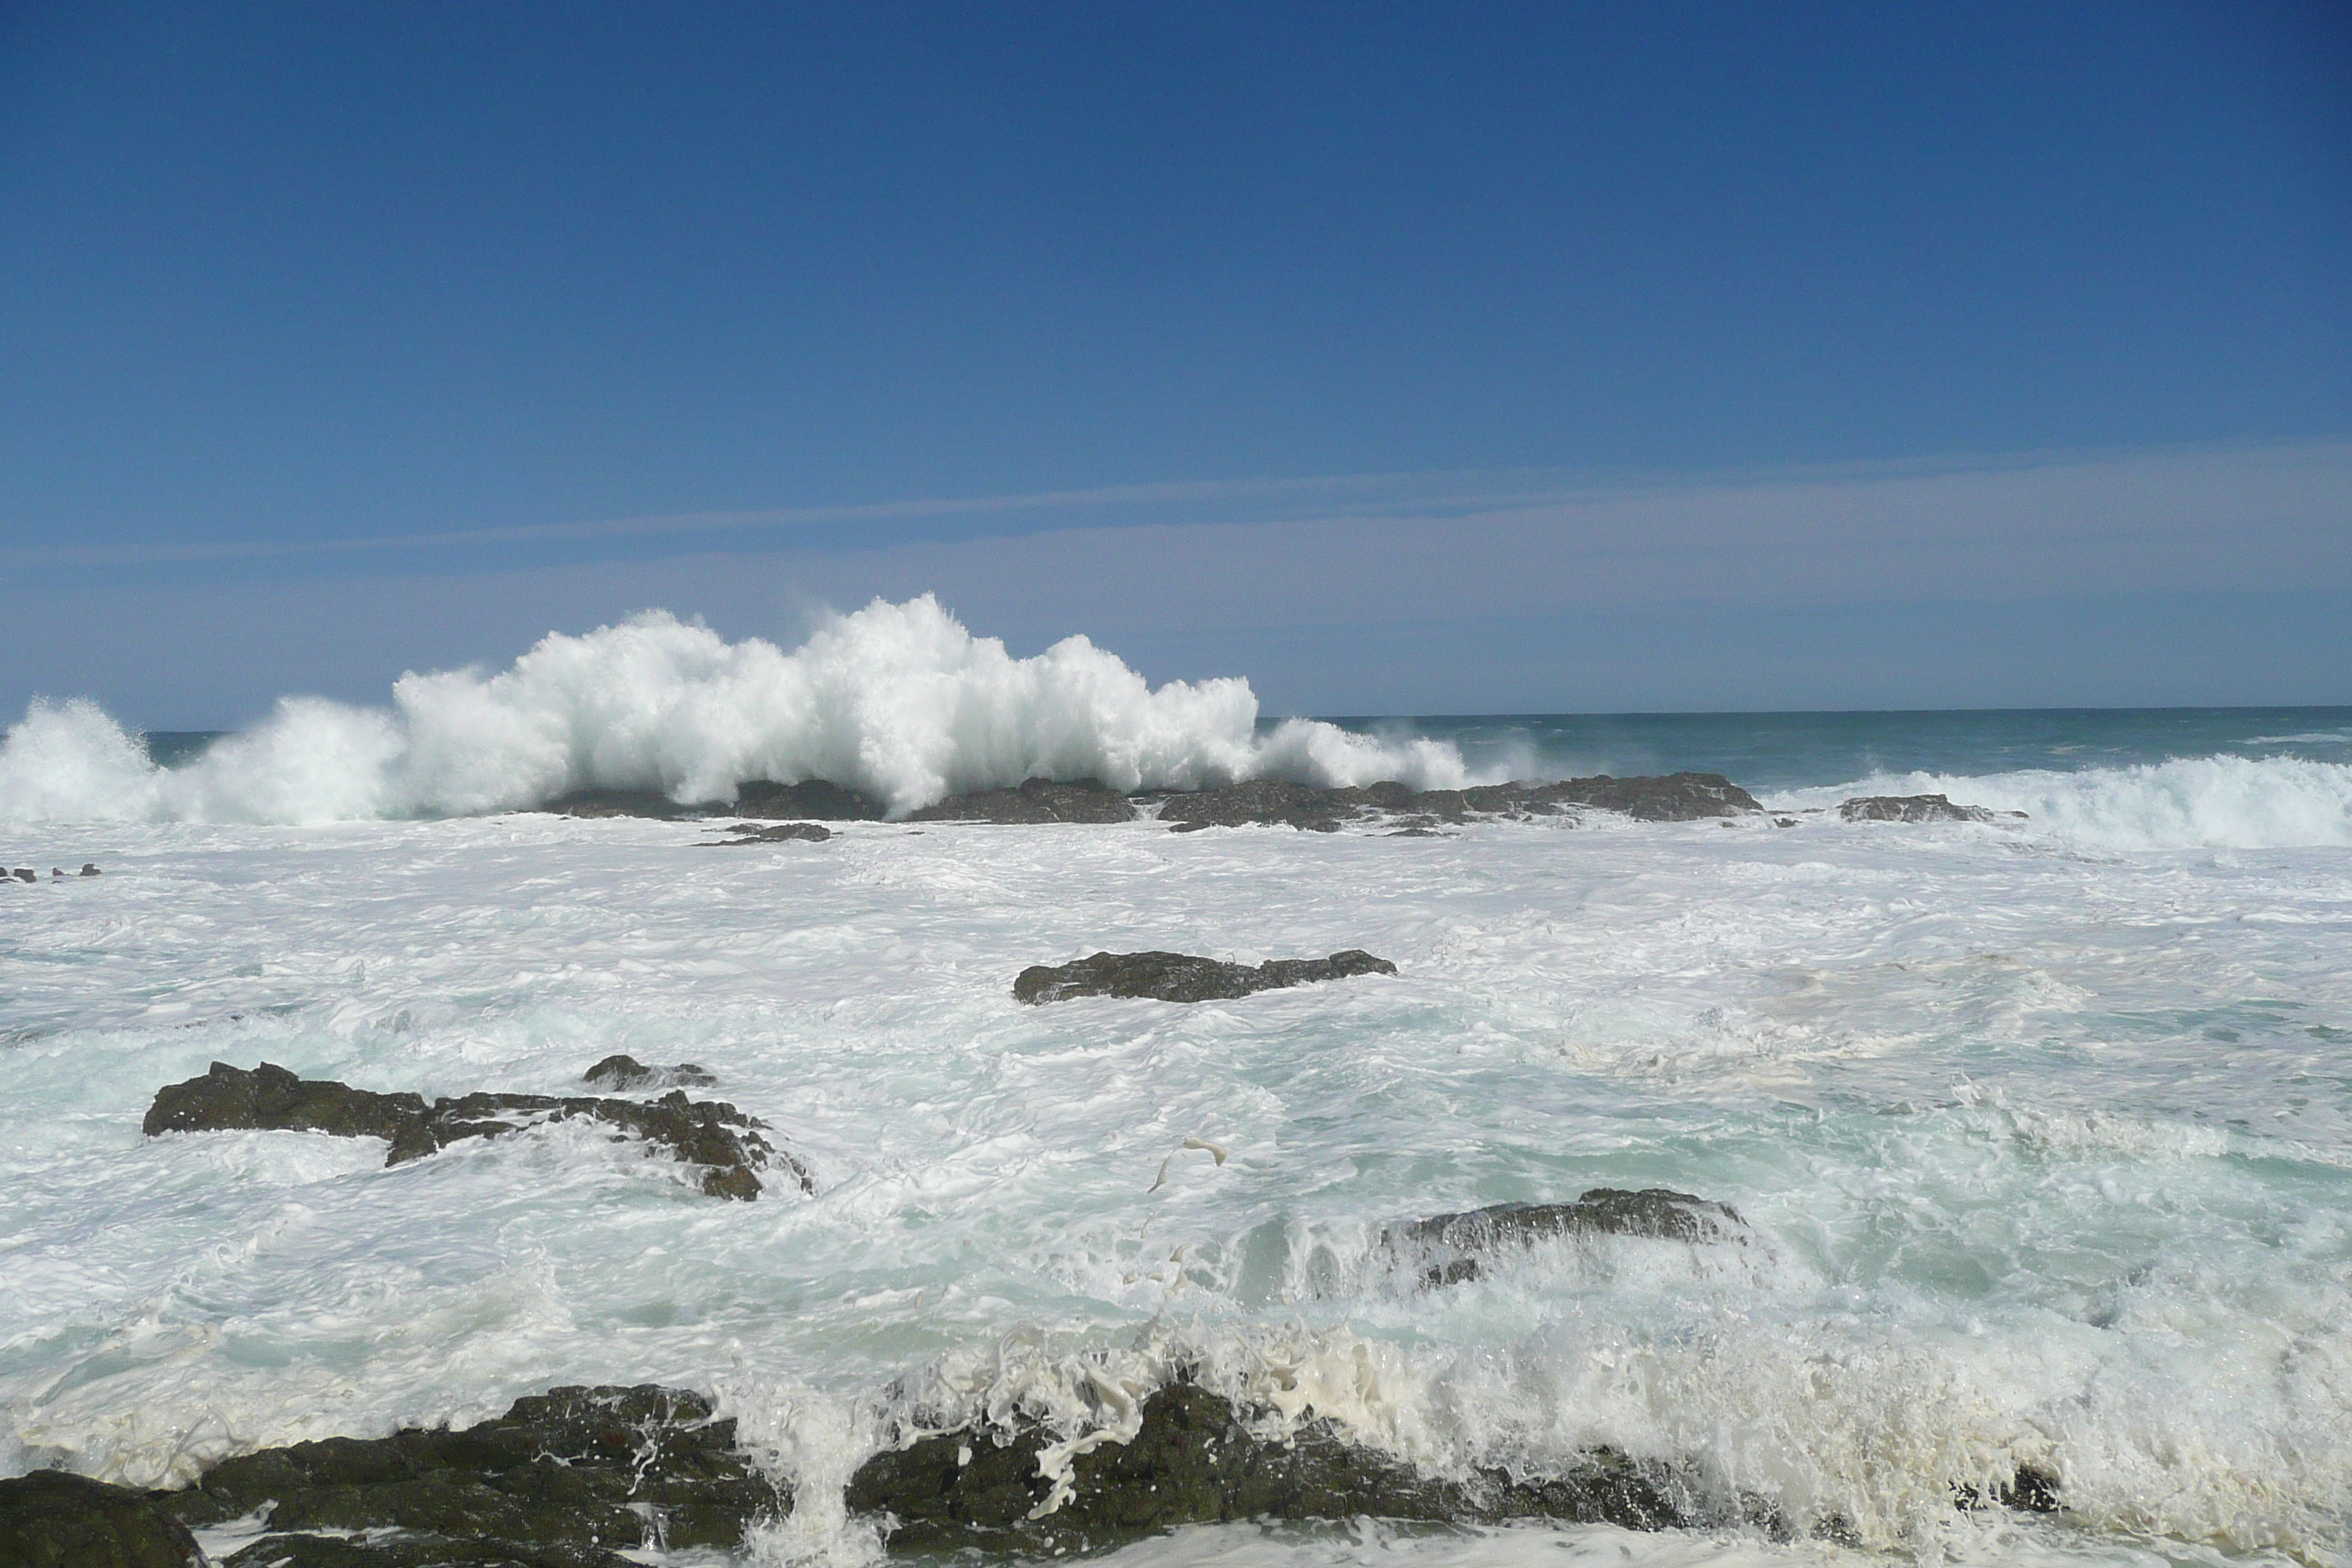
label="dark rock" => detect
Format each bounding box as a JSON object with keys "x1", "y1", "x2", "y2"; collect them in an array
[
  {"x1": 0, "y1": 1469, "x2": 208, "y2": 1568},
  {"x1": 143, "y1": 1063, "x2": 808, "y2": 1200},
  {"x1": 911, "y1": 777, "x2": 1137, "y2": 824},
  {"x1": 847, "y1": 1379, "x2": 1709, "y2": 1554},
  {"x1": 146, "y1": 1060, "x2": 426, "y2": 1144},
  {"x1": 1838, "y1": 794, "x2": 2019, "y2": 824},
  {"x1": 220, "y1": 1531, "x2": 633, "y2": 1567},
  {"x1": 1390, "y1": 1188, "x2": 1747, "y2": 1286},
  {"x1": 1155, "y1": 774, "x2": 1760, "y2": 832},
  {"x1": 1156, "y1": 780, "x2": 1352, "y2": 833},
  {"x1": 734, "y1": 780, "x2": 886, "y2": 821},
  {"x1": 580, "y1": 1055, "x2": 716, "y2": 1091},
  {"x1": 163, "y1": 1385, "x2": 780, "y2": 1560},
  {"x1": 80, "y1": 863, "x2": 101, "y2": 875},
  {"x1": 545, "y1": 790, "x2": 717, "y2": 821},
  {"x1": 698, "y1": 821, "x2": 832, "y2": 845},
  {"x1": 10, "y1": 868, "x2": 34, "y2": 883},
  {"x1": 1468, "y1": 774, "x2": 1763, "y2": 821},
  {"x1": 1014, "y1": 950, "x2": 1397, "y2": 1005},
  {"x1": 1953, "y1": 1463, "x2": 2062, "y2": 1515},
  {"x1": 51, "y1": 867, "x2": 63, "y2": 878}
]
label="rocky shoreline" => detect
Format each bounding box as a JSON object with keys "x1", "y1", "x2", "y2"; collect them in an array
[{"x1": 535, "y1": 772, "x2": 2029, "y2": 833}]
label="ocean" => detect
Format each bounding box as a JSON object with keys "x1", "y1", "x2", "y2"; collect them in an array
[{"x1": 1, "y1": 597, "x2": 2347, "y2": 1567}]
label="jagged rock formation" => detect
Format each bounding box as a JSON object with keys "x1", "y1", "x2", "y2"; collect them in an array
[
  {"x1": 581, "y1": 1054, "x2": 716, "y2": 1091},
  {"x1": 698, "y1": 821, "x2": 833, "y2": 844},
  {"x1": 1387, "y1": 1188, "x2": 1749, "y2": 1286},
  {"x1": 546, "y1": 789, "x2": 715, "y2": 820},
  {"x1": 911, "y1": 777, "x2": 1137, "y2": 823},
  {"x1": 848, "y1": 1379, "x2": 1711, "y2": 1553},
  {"x1": 1839, "y1": 794, "x2": 2021, "y2": 823},
  {"x1": 143, "y1": 1062, "x2": 806, "y2": 1200},
  {"x1": 1014, "y1": 950, "x2": 1397, "y2": 1005},
  {"x1": 0, "y1": 1469, "x2": 207, "y2": 1568},
  {"x1": 161, "y1": 1385, "x2": 779, "y2": 1565}
]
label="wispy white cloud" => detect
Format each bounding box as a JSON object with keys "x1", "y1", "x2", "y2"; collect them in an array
[{"x1": 9, "y1": 438, "x2": 2342, "y2": 579}]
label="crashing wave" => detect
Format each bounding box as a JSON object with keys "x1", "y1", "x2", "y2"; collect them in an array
[{"x1": 0, "y1": 595, "x2": 1474, "y2": 825}]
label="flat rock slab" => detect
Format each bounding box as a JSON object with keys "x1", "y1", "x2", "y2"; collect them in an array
[
  {"x1": 1388, "y1": 1187, "x2": 1748, "y2": 1286},
  {"x1": 848, "y1": 1380, "x2": 1705, "y2": 1555},
  {"x1": 911, "y1": 777, "x2": 1137, "y2": 823},
  {"x1": 1839, "y1": 794, "x2": 2023, "y2": 823},
  {"x1": 0, "y1": 1469, "x2": 208, "y2": 1568},
  {"x1": 163, "y1": 1384, "x2": 779, "y2": 1561},
  {"x1": 144, "y1": 1062, "x2": 807, "y2": 1199},
  {"x1": 1014, "y1": 949, "x2": 1397, "y2": 1005}
]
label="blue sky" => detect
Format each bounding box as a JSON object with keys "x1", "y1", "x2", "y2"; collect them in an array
[{"x1": 2, "y1": 2, "x2": 2347, "y2": 723}]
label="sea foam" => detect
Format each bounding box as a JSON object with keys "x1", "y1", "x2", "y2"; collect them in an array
[{"x1": 0, "y1": 595, "x2": 1473, "y2": 825}]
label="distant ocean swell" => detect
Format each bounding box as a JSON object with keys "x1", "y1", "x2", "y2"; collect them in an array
[{"x1": 1, "y1": 592, "x2": 2349, "y2": 850}]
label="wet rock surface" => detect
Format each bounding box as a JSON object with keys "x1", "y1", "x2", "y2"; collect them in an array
[
  {"x1": 847, "y1": 1379, "x2": 1708, "y2": 1553},
  {"x1": 1390, "y1": 1188, "x2": 1748, "y2": 1286},
  {"x1": 698, "y1": 821, "x2": 832, "y2": 844},
  {"x1": 144, "y1": 1063, "x2": 807, "y2": 1200},
  {"x1": 163, "y1": 1385, "x2": 780, "y2": 1563},
  {"x1": 580, "y1": 1054, "x2": 716, "y2": 1091},
  {"x1": 734, "y1": 779, "x2": 886, "y2": 820},
  {"x1": 217, "y1": 1530, "x2": 634, "y2": 1567},
  {"x1": 1838, "y1": 794, "x2": 2021, "y2": 823},
  {"x1": 1014, "y1": 949, "x2": 1397, "y2": 1005},
  {"x1": 544, "y1": 789, "x2": 716, "y2": 821},
  {"x1": 912, "y1": 777, "x2": 1138, "y2": 823},
  {"x1": 1156, "y1": 773, "x2": 1761, "y2": 831},
  {"x1": 0, "y1": 1469, "x2": 208, "y2": 1568}
]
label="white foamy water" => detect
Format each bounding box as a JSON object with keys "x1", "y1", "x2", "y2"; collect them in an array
[
  {"x1": 1774, "y1": 757, "x2": 2352, "y2": 851},
  {"x1": 0, "y1": 595, "x2": 1472, "y2": 824},
  {"x1": 1, "y1": 607, "x2": 2348, "y2": 1568}
]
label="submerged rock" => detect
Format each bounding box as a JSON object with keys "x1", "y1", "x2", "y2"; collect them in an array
[
  {"x1": 1838, "y1": 794, "x2": 2020, "y2": 823},
  {"x1": 580, "y1": 1054, "x2": 717, "y2": 1091},
  {"x1": 1390, "y1": 1188, "x2": 1748, "y2": 1286},
  {"x1": 0, "y1": 1469, "x2": 208, "y2": 1568},
  {"x1": 1014, "y1": 949, "x2": 1398, "y2": 1005},
  {"x1": 163, "y1": 1384, "x2": 780, "y2": 1562},
  {"x1": 144, "y1": 1062, "x2": 807, "y2": 1200},
  {"x1": 698, "y1": 821, "x2": 832, "y2": 844},
  {"x1": 848, "y1": 1379, "x2": 1706, "y2": 1554},
  {"x1": 911, "y1": 777, "x2": 1138, "y2": 824}
]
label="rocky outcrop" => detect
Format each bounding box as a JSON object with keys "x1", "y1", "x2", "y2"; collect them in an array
[
  {"x1": 1014, "y1": 950, "x2": 1397, "y2": 1005},
  {"x1": 1156, "y1": 774, "x2": 1761, "y2": 832},
  {"x1": 216, "y1": 1530, "x2": 633, "y2": 1566},
  {"x1": 1838, "y1": 794, "x2": 2021, "y2": 823},
  {"x1": 698, "y1": 821, "x2": 832, "y2": 844},
  {"x1": 847, "y1": 1379, "x2": 1708, "y2": 1554},
  {"x1": 546, "y1": 789, "x2": 716, "y2": 821},
  {"x1": 144, "y1": 1063, "x2": 807, "y2": 1200},
  {"x1": 162, "y1": 1385, "x2": 779, "y2": 1564},
  {"x1": 581, "y1": 1055, "x2": 716, "y2": 1091},
  {"x1": 911, "y1": 777, "x2": 1137, "y2": 824},
  {"x1": 734, "y1": 780, "x2": 886, "y2": 820},
  {"x1": 1388, "y1": 1188, "x2": 1748, "y2": 1286},
  {"x1": 0, "y1": 1469, "x2": 208, "y2": 1568}
]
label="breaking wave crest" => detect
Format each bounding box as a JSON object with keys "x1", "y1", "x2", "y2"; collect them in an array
[
  {"x1": 1783, "y1": 754, "x2": 2352, "y2": 850},
  {"x1": 0, "y1": 595, "x2": 1474, "y2": 825}
]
